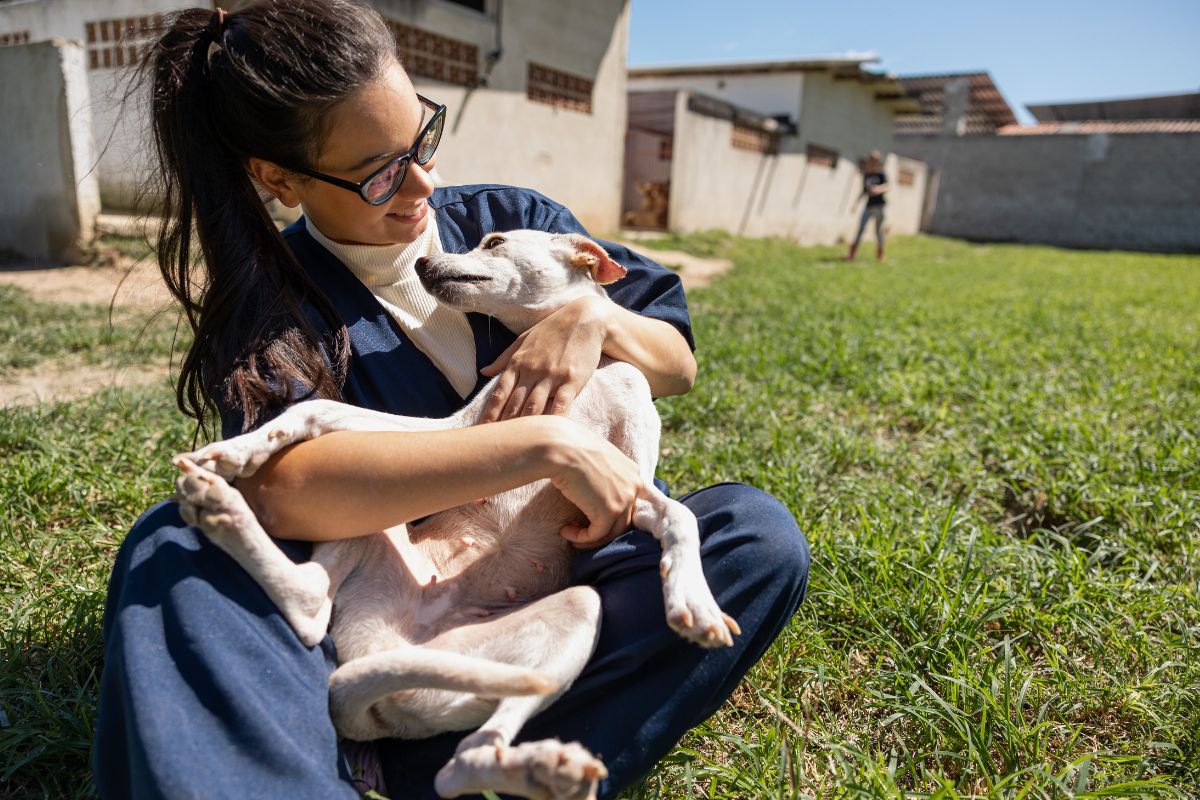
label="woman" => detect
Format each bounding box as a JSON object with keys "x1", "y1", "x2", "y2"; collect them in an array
[{"x1": 93, "y1": 2, "x2": 809, "y2": 798}]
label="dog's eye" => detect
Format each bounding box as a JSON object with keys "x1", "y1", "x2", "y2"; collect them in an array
[{"x1": 483, "y1": 236, "x2": 506, "y2": 250}]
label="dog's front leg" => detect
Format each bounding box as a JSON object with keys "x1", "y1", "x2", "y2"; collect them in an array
[{"x1": 633, "y1": 488, "x2": 740, "y2": 648}]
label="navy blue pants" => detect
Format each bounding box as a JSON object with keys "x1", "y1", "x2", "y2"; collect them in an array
[{"x1": 93, "y1": 483, "x2": 809, "y2": 799}]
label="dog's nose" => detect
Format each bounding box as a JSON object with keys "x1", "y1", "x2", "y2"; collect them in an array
[{"x1": 414, "y1": 256, "x2": 432, "y2": 280}]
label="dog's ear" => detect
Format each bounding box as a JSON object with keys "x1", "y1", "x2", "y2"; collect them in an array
[{"x1": 567, "y1": 236, "x2": 627, "y2": 285}]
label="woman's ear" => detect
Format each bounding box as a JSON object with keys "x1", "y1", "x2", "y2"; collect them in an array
[{"x1": 248, "y1": 157, "x2": 302, "y2": 208}]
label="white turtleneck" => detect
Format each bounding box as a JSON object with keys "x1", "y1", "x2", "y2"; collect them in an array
[{"x1": 304, "y1": 212, "x2": 479, "y2": 398}]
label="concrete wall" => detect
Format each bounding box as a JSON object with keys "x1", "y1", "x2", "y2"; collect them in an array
[
  {"x1": 793, "y1": 71, "x2": 894, "y2": 161},
  {"x1": 1, "y1": 0, "x2": 631, "y2": 232},
  {"x1": 667, "y1": 91, "x2": 926, "y2": 244},
  {"x1": 391, "y1": 0, "x2": 629, "y2": 232},
  {"x1": 0, "y1": 0, "x2": 196, "y2": 209},
  {"x1": 629, "y1": 70, "x2": 895, "y2": 158},
  {"x1": 896, "y1": 132, "x2": 1200, "y2": 252},
  {"x1": 628, "y1": 71, "x2": 802, "y2": 119},
  {"x1": 0, "y1": 38, "x2": 100, "y2": 264}
]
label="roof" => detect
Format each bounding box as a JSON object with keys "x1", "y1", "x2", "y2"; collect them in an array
[
  {"x1": 893, "y1": 71, "x2": 1017, "y2": 134},
  {"x1": 628, "y1": 56, "x2": 921, "y2": 114},
  {"x1": 629, "y1": 56, "x2": 881, "y2": 78},
  {"x1": 998, "y1": 120, "x2": 1200, "y2": 135},
  {"x1": 1027, "y1": 91, "x2": 1200, "y2": 122}
]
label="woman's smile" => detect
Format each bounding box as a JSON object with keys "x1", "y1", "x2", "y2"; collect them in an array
[{"x1": 387, "y1": 199, "x2": 428, "y2": 224}]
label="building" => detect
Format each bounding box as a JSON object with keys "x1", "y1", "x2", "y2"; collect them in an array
[
  {"x1": 624, "y1": 57, "x2": 929, "y2": 244},
  {"x1": 0, "y1": 0, "x2": 631, "y2": 232},
  {"x1": 1026, "y1": 90, "x2": 1200, "y2": 123},
  {"x1": 894, "y1": 71, "x2": 1017, "y2": 135},
  {"x1": 895, "y1": 83, "x2": 1200, "y2": 253}
]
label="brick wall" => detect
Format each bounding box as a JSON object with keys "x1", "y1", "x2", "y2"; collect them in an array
[{"x1": 896, "y1": 132, "x2": 1200, "y2": 253}]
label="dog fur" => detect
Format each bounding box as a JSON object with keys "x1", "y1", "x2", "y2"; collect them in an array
[{"x1": 171, "y1": 231, "x2": 736, "y2": 800}]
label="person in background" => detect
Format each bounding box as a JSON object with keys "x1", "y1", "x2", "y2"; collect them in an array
[{"x1": 844, "y1": 149, "x2": 889, "y2": 262}]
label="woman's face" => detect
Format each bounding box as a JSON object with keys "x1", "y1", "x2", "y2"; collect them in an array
[{"x1": 293, "y1": 59, "x2": 438, "y2": 246}]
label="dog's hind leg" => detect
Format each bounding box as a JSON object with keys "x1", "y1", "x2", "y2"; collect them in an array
[
  {"x1": 633, "y1": 489, "x2": 740, "y2": 649},
  {"x1": 432, "y1": 587, "x2": 607, "y2": 800},
  {"x1": 328, "y1": 646, "x2": 557, "y2": 742},
  {"x1": 172, "y1": 456, "x2": 335, "y2": 647}
]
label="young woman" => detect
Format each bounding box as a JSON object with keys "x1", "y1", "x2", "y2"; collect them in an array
[{"x1": 93, "y1": 2, "x2": 809, "y2": 798}]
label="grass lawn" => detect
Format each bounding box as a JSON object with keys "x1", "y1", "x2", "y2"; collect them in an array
[{"x1": 2, "y1": 235, "x2": 1197, "y2": 798}]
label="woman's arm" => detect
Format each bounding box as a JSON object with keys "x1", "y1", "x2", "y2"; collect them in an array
[
  {"x1": 478, "y1": 294, "x2": 696, "y2": 422},
  {"x1": 237, "y1": 414, "x2": 642, "y2": 543}
]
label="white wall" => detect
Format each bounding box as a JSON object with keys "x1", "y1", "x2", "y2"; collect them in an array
[
  {"x1": 381, "y1": 0, "x2": 630, "y2": 231},
  {"x1": 792, "y1": 70, "x2": 894, "y2": 160},
  {"x1": 630, "y1": 71, "x2": 802, "y2": 120},
  {"x1": 1, "y1": 0, "x2": 631, "y2": 231},
  {"x1": 0, "y1": 0, "x2": 206, "y2": 208},
  {"x1": 0, "y1": 39, "x2": 100, "y2": 264},
  {"x1": 667, "y1": 92, "x2": 926, "y2": 245}
]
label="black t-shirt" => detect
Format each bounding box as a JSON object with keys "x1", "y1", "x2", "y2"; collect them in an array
[{"x1": 863, "y1": 172, "x2": 886, "y2": 206}]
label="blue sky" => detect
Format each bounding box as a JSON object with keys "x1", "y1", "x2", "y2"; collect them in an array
[{"x1": 627, "y1": 1, "x2": 1200, "y2": 124}]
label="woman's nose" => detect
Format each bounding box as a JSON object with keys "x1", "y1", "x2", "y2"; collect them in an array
[{"x1": 399, "y1": 159, "x2": 437, "y2": 201}]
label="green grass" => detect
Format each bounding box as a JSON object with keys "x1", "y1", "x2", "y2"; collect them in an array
[
  {"x1": 0, "y1": 284, "x2": 178, "y2": 377},
  {"x1": 2, "y1": 235, "x2": 1197, "y2": 798}
]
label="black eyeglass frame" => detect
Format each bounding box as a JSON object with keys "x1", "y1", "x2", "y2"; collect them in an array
[{"x1": 290, "y1": 94, "x2": 446, "y2": 206}]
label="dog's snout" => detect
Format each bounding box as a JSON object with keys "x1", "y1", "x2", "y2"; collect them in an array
[{"x1": 414, "y1": 256, "x2": 433, "y2": 280}]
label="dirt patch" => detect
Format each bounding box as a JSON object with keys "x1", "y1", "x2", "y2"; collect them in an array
[
  {"x1": 0, "y1": 250, "x2": 172, "y2": 310},
  {"x1": 0, "y1": 355, "x2": 170, "y2": 407},
  {"x1": 1, "y1": 227, "x2": 733, "y2": 407},
  {"x1": 1000, "y1": 485, "x2": 1075, "y2": 535},
  {"x1": 613, "y1": 239, "x2": 733, "y2": 290},
  {"x1": 0, "y1": 229, "x2": 176, "y2": 407}
]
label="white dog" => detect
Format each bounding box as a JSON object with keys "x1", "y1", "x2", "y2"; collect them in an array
[{"x1": 171, "y1": 231, "x2": 738, "y2": 800}]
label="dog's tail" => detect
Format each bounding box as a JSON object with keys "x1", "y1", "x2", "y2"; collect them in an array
[{"x1": 329, "y1": 646, "x2": 554, "y2": 737}]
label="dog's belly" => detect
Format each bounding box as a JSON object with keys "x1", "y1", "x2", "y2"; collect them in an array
[{"x1": 330, "y1": 481, "x2": 579, "y2": 663}]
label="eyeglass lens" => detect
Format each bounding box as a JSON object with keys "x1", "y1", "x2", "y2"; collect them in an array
[
  {"x1": 363, "y1": 108, "x2": 445, "y2": 204},
  {"x1": 365, "y1": 160, "x2": 406, "y2": 203}
]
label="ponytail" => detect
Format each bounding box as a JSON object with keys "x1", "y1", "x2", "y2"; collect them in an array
[{"x1": 141, "y1": 1, "x2": 397, "y2": 437}]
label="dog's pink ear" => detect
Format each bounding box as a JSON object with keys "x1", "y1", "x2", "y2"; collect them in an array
[{"x1": 567, "y1": 236, "x2": 627, "y2": 285}]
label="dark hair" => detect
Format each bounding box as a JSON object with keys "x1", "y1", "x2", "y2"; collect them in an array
[{"x1": 144, "y1": 0, "x2": 398, "y2": 436}]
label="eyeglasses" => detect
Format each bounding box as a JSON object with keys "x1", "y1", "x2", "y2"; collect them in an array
[{"x1": 291, "y1": 94, "x2": 446, "y2": 206}]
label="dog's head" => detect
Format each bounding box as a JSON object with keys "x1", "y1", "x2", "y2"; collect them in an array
[{"x1": 415, "y1": 231, "x2": 627, "y2": 331}]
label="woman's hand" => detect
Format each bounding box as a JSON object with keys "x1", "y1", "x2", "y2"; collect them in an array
[
  {"x1": 541, "y1": 416, "x2": 644, "y2": 548},
  {"x1": 480, "y1": 296, "x2": 612, "y2": 422}
]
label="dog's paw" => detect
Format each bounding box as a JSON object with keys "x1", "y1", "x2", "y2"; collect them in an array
[
  {"x1": 172, "y1": 456, "x2": 333, "y2": 647},
  {"x1": 661, "y1": 554, "x2": 740, "y2": 648},
  {"x1": 435, "y1": 739, "x2": 605, "y2": 800},
  {"x1": 172, "y1": 456, "x2": 258, "y2": 539}
]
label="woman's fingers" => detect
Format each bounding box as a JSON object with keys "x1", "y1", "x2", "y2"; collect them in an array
[
  {"x1": 500, "y1": 382, "x2": 530, "y2": 421},
  {"x1": 521, "y1": 382, "x2": 554, "y2": 418},
  {"x1": 481, "y1": 368, "x2": 518, "y2": 423},
  {"x1": 548, "y1": 386, "x2": 577, "y2": 416},
  {"x1": 480, "y1": 337, "x2": 520, "y2": 378},
  {"x1": 502, "y1": 371, "x2": 583, "y2": 419},
  {"x1": 560, "y1": 519, "x2": 628, "y2": 549}
]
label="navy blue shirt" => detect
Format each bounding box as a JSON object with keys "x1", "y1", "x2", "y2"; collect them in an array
[{"x1": 220, "y1": 184, "x2": 693, "y2": 438}]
